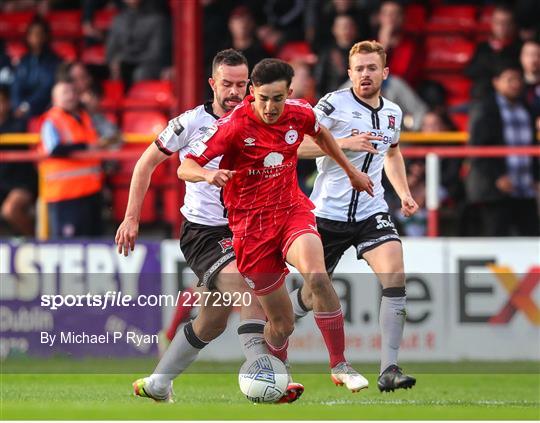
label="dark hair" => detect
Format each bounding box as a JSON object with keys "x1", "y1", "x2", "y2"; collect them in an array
[
  {"x1": 493, "y1": 59, "x2": 522, "y2": 77},
  {"x1": 25, "y1": 16, "x2": 52, "y2": 47},
  {"x1": 250, "y1": 59, "x2": 294, "y2": 87},
  {"x1": 493, "y1": 3, "x2": 514, "y2": 17},
  {"x1": 87, "y1": 81, "x2": 104, "y2": 98},
  {"x1": 212, "y1": 49, "x2": 248, "y2": 75}
]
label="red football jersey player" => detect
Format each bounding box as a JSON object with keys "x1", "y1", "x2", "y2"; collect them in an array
[{"x1": 179, "y1": 59, "x2": 373, "y2": 392}]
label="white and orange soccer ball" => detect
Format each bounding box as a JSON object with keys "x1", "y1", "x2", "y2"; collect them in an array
[{"x1": 238, "y1": 354, "x2": 288, "y2": 403}]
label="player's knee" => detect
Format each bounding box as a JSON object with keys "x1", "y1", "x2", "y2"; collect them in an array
[{"x1": 305, "y1": 273, "x2": 331, "y2": 297}]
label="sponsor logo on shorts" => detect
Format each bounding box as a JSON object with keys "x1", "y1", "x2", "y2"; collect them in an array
[
  {"x1": 218, "y1": 237, "x2": 233, "y2": 253},
  {"x1": 376, "y1": 214, "x2": 397, "y2": 233},
  {"x1": 244, "y1": 276, "x2": 255, "y2": 289}
]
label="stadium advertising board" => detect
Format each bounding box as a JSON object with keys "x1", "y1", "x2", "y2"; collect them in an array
[
  {"x1": 190, "y1": 238, "x2": 539, "y2": 362},
  {"x1": 0, "y1": 241, "x2": 163, "y2": 358}
]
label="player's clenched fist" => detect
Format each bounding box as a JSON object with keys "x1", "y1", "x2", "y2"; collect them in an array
[
  {"x1": 348, "y1": 169, "x2": 374, "y2": 197},
  {"x1": 205, "y1": 169, "x2": 236, "y2": 187},
  {"x1": 400, "y1": 195, "x2": 418, "y2": 217},
  {"x1": 115, "y1": 217, "x2": 139, "y2": 256}
]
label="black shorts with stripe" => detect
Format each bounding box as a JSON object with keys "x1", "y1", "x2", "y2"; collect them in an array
[
  {"x1": 316, "y1": 212, "x2": 401, "y2": 274},
  {"x1": 179, "y1": 219, "x2": 235, "y2": 290}
]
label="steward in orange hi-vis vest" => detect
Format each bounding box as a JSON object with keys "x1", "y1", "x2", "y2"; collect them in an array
[{"x1": 39, "y1": 106, "x2": 103, "y2": 203}]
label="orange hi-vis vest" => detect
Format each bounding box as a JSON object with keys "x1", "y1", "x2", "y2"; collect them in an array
[{"x1": 39, "y1": 106, "x2": 103, "y2": 203}]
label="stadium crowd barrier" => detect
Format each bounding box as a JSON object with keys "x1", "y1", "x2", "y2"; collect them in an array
[{"x1": 1, "y1": 132, "x2": 539, "y2": 239}]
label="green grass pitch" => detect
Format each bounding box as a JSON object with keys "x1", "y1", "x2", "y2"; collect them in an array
[{"x1": 1, "y1": 360, "x2": 539, "y2": 420}]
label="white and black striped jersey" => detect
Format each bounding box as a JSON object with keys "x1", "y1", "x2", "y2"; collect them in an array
[
  {"x1": 311, "y1": 88, "x2": 402, "y2": 222},
  {"x1": 154, "y1": 102, "x2": 227, "y2": 226}
]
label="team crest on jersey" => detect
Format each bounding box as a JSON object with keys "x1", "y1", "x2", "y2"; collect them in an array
[
  {"x1": 201, "y1": 123, "x2": 218, "y2": 142},
  {"x1": 284, "y1": 129, "x2": 298, "y2": 145},
  {"x1": 387, "y1": 115, "x2": 396, "y2": 131},
  {"x1": 218, "y1": 237, "x2": 233, "y2": 253}
]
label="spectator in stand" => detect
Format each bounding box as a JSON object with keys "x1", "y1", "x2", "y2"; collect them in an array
[
  {"x1": 393, "y1": 160, "x2": 426, "y2": 237},
  {"x1": 262, "y1": 0, "x2": 306, "y2": 43},
  {"x1": 520, "y1": 39, "x2": 540, "y2": 126},
  {"x1": 374, "y1": 0, "x2": 423, "y2": 87},
  {"x1": 421, "y1": 111, "x2": 465, "y2": 210},
  {"x1": 225, "y1": 6, "x2": 267, "y2": 71},
  {"x1": 0, "y1": 87, "x2": 36, "y2": 236},
  {"x1": 80, "y1": 82, "x2": 121, "y2": 148},
  {"x1": 67, "y1": 61, "x2": 94, "y2": 97},
  {"x1": 40, "y1": 80, "x2": 104, "y2": 238},
  {"x1": 106, "y1": 0, "x2": 168, "y2": 89},
  {"x1": 314, "y1": 13, "x2": 358, "y2": 97},
  {"x1": 466, "y1": 4, "x2": 522, "y2": 100},
  {"x1": 11, "y1": 17, "x2": 61, "y2": 120},
  {"x1": 290, "y1": 61, "x2": 317, "y2": 106},
  {"x1": 0, "y1": 41, "x2": 14, "y2": 88},
  {"x1": 467, "y1": 61, "x2": 539, "y2": 236},
  {"x1": 304, "y1": 0, "x2": 370, "y2": 52},
  {"x1": 81, "y1": 0, "x2": 123, "y2": 44}
]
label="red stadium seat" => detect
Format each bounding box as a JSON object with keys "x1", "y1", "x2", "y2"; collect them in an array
[
  {"x1": 277, "y1": 41, "x2": 316, "y2": 64},
  {"x1": 51, "y1": 41, "x2": 78, "y2": 62},
  {"x1": 112, "y1": 186, "x2": 157, "y2": 223},
  {"x1": 46, "y1": 10, "x2": 82, "y2": 38},
  {"x1": 5, "y1": 41, "x2": 26, "y2": 64},
  {"x1": 403, "y1": 4, "x2": 427, "y2": 34},
  {"x1": 100, "y1": 80, "x2": 125, "y2": 111},
  {"x1": 425, "y1": 36, "x2": 475, "y2": 72},
  {"x1": 81, "y1": 44, "x2": 106, "y2": 65},
  {"x1": 93, "y1": 8, "x2": 118, "y2": 32},
  {"x1": 428, "y1": 74, "x2": 472, "y2": 107},
  {"x1": 122, "y1": 111, "x2": 168, "y2": 135},
  {"x1": 123, "y1": 80, "x2": 175, "y2": 110},
  {"x1": 425, "y1": 5, "x2": 477, "y2": 34},
  {"x1": 450, "y1": 112, "x2": 469, "y2": 132},
  {"x1": 0, "y1": 12, "x2": 35, "y2": 38}
]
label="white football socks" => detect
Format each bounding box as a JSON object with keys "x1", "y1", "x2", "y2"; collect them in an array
[
  {"x1": 289, "y1": 287, "x2": 309, "y2": 318},
  {"x1": 237, "y1": 319, "x2": 269, "y2": 358},
  {"x1": 379, "y1": 293, "x2": 406, "y2": 374}
]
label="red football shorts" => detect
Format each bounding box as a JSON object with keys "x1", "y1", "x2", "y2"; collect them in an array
[{"x1": 232, "y1": 203, "x2": 320, "y2": 296}]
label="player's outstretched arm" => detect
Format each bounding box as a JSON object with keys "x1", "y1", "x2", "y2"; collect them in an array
[
  {"x1": 384, "y1": 144, "x2": 418, "y2": 217},
  {"x1": 115, "y1": 143, "x2": 168, "y2": 256},
  {"x1": 313, "y1": 125, "x2": 374, "y2": 196},
  {"x1": 177, "y1": 158, "x2": 235, "y2": 188},
  {"x1": 298, "y1": 134, "x2": 380, "y2": 159}
]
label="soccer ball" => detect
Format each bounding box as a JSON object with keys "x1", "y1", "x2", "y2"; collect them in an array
[{"x1": 238, "y1": 354, "x2": 289, "y2": 403}]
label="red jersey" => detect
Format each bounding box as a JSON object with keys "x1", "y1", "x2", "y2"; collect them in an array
[{"x1": 186, "y1": 95, "x2": 320, "y2": 235}]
